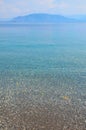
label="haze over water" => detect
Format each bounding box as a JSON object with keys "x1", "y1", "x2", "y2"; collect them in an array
[{"x1": 0, "y1": 23, "x2": 86, "y2": 130}]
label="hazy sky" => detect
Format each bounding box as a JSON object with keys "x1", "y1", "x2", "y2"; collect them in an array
[{"x1": 0, "y1": 0, "x2": 86, "y2": 18}]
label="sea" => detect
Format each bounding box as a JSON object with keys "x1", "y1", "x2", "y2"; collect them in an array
[{"x1": 0, "y1": 23, "x2": 86, "y2": 130}]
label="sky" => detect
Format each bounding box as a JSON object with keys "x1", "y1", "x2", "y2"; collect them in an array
[{"x1": 0, "y1": 0, "x2": 86, "y2": 18}]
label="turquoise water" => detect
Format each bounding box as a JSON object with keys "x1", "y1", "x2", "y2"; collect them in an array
[{"x1": 0, "y1": 23, "x2": 86, "y2": 129}]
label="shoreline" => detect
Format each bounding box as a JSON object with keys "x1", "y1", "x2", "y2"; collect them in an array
[{"x1": 0, "y1": 94, "x2": 86, "y2": 130}]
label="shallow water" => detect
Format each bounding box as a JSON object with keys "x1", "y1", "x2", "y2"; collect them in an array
[{"x1": 0, "y1": 23, "x2": 86, "y2": 130}]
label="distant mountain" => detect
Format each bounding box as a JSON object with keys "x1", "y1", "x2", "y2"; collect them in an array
[{"x1": 11, "y1": 13, "x2": 76, "y2": 23}]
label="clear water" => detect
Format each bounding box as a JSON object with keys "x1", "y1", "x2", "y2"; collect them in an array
[{"x1": 0, "y1": 23, "x2": 86, "y2": 129}]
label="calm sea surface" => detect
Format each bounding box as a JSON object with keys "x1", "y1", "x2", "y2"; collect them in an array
[{"x1": 0, "y1": 23, "x2": 86, "y2": 129}]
